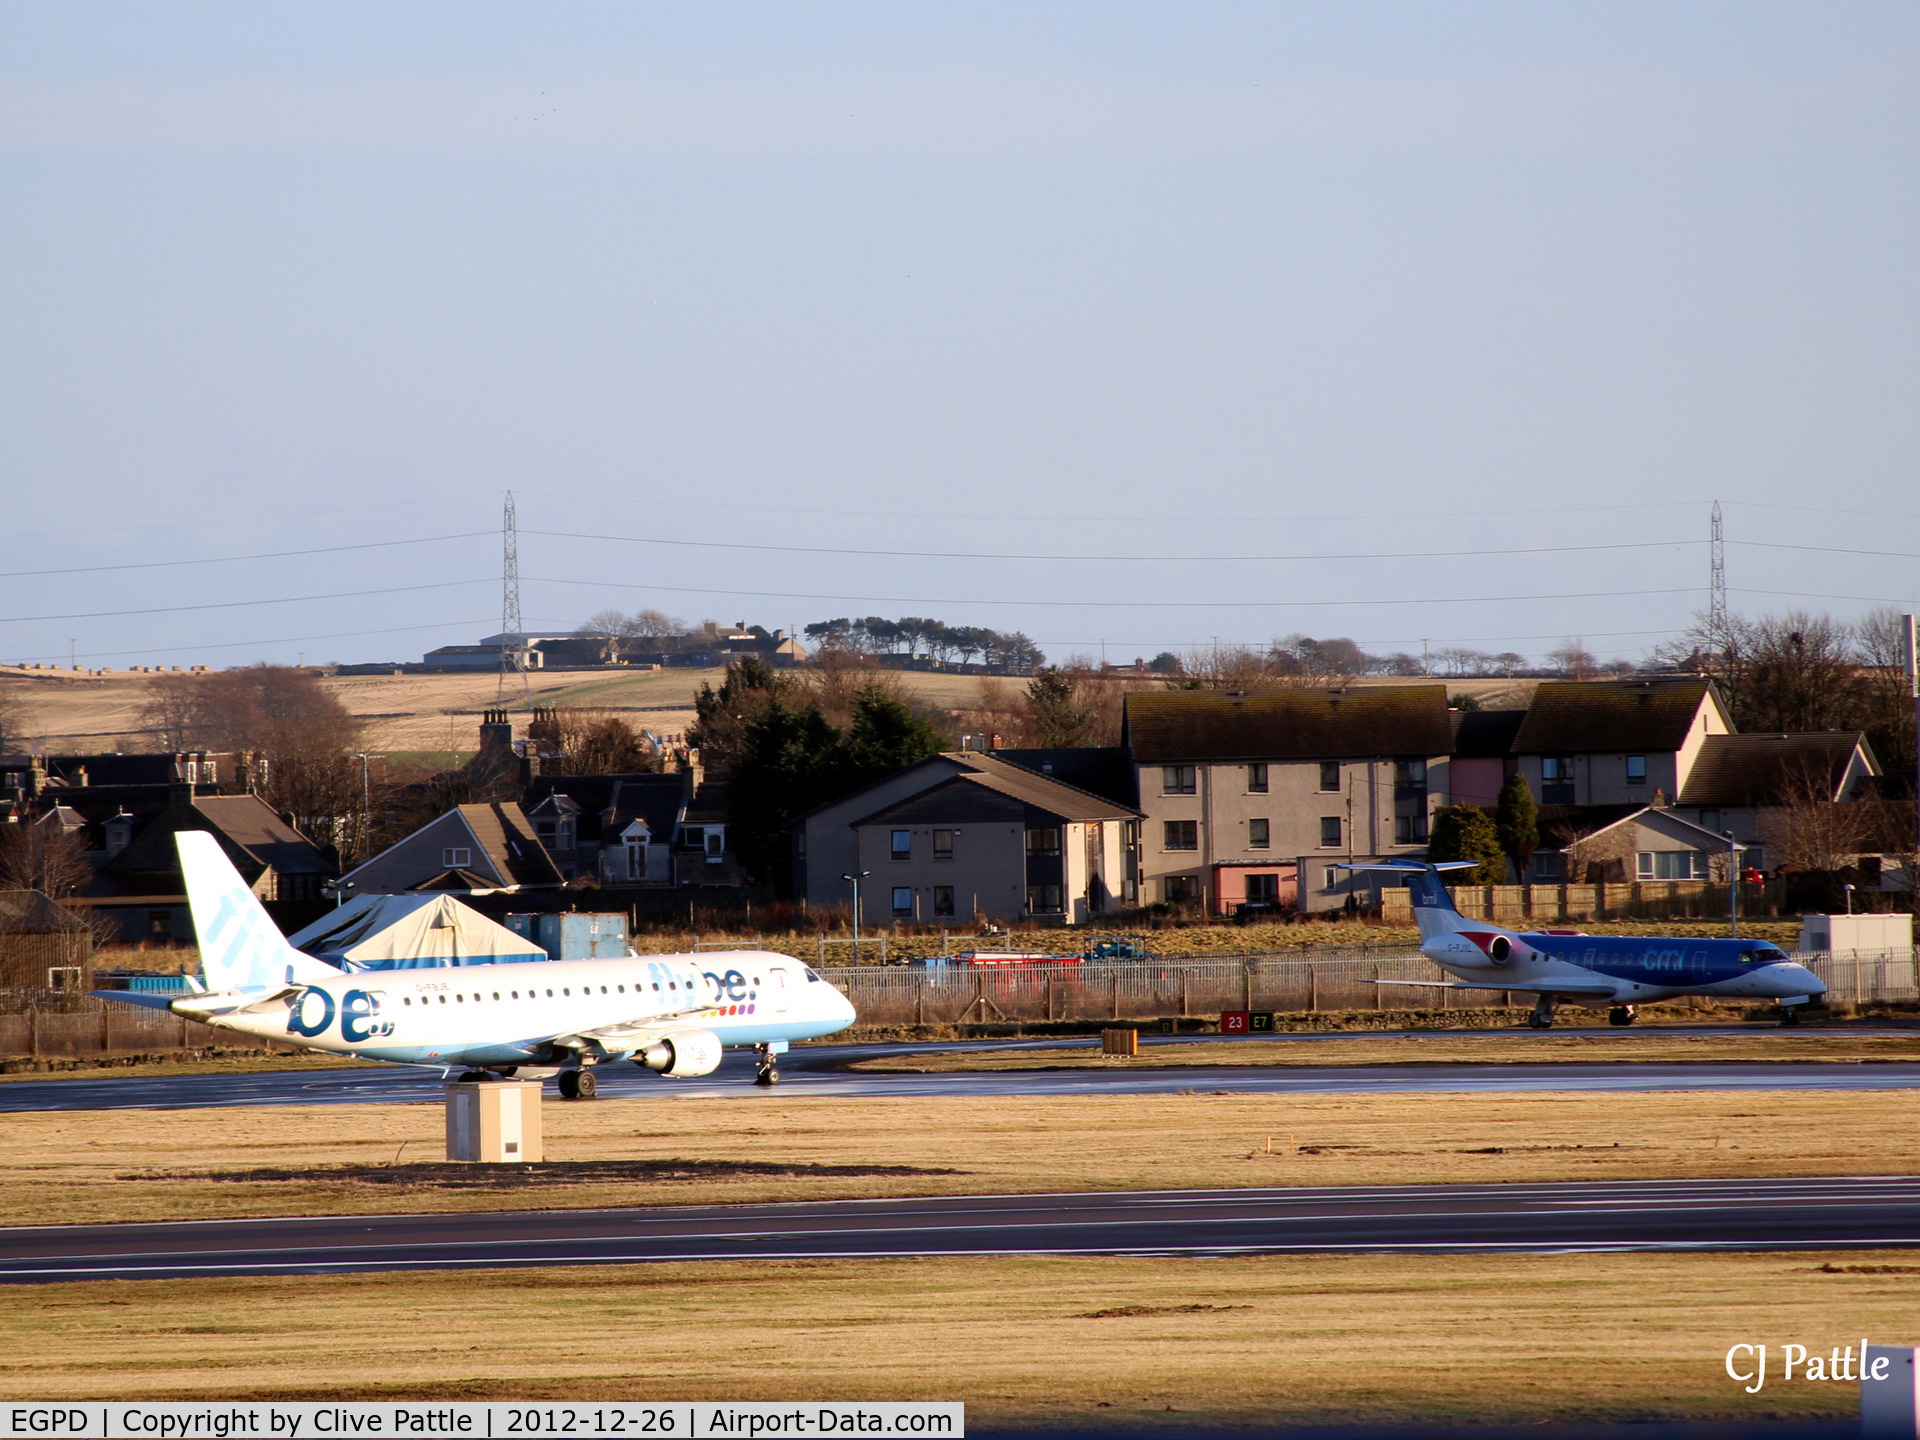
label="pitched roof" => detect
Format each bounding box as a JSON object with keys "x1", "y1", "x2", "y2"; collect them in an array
[
  {"x1": 1123, "y1": 688, "x2": 1453, "y2": 764},
  {"x1": 455, "y1": 803, "x2": 562, "y2": 888},
  {"x1": 1450, "y1": 708, "x2": 1527, "y2": 758},
  {"x1": 1677, "y1": 733, "x2": 1878, "y2": 807},
  {"x1": 990, "y1": 747, "x2": 1139, "y2": 809},
  {"x1": 106, "y1": 793, "x2": 333, "y2": 879},
  {"x1": 1537, "y1": 803, "x2": 1735, "y2": 849},
  {"x1": 852, "y1": 758, "x2": 1139, "y2": 828},
  {"x1": 1509, "y1": 679, "x2": 1714, "y2": 755}
]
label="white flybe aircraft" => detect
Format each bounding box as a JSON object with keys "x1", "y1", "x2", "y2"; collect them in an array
[{"x1": 103, "y1": 833, "x2": 857, "y2": 1098}]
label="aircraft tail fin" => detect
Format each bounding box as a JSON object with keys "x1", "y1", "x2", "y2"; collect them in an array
[
  {"x1": 1335, "y1": 860, "x2": 1484, "y2": 942},
  {"x1": 176, "y1": 831, "x2": 339, "y2": 991}
]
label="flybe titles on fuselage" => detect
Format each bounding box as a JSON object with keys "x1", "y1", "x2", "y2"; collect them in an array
[{"x1": 281, "y1": 965, "x2": 763, "y2": 1043}]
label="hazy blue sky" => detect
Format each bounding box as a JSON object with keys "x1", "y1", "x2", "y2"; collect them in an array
[{"x1": 4, "y1": 3, "x2": 1917, "y2": 671}]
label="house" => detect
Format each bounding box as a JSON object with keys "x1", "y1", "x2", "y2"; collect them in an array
[
  {"x1": 1534, "y1": 804, "x2": 1748, "y2": 885},
  {"x1": 99, "y1": 789, "x2": 337, "y2": 902},
  {"x1": 1669, "y1": 732, "x2": 1879, "y2": 850},
  {"x1": 1507, "y1": 678, "x2": 1728, "y2": 808},
  {"x1": 521, "y1": 764, "x2": 745, "y2": 888},
  {"x1": 1447, "y1": 709, "x2": 1525, "y2": 808},
  {"x1": 846, "y1": 760, "x2": 1140, "y2": 925},
  {"x1": 335, "y1": 802, "x2": 562, "y2": 896},
  {"x1": 1122, "y1": 687, "x2": 1455, "y2": 914}
]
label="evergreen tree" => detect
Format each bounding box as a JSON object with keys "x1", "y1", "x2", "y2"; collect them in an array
[
  {"x1": 726, "y1": 700, "x2": 849, "y2": 889},
  {"x1": 1025, "y1": 667, "x2": 1097, "y2": 747},
  {"x1": 1494, "y1": 771, "x2": 1539, "y2": 878},
  {"x1": 843, "y1": 686, "x2": 949, "y2": 780},
  {"x1": 1426, "y1": 805, "x2": 1505, "y2": 883}
]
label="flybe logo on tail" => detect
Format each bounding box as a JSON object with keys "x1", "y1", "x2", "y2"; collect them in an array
[{"x1": 287, "y1": 987, "x2": 391, "y2": 1042}]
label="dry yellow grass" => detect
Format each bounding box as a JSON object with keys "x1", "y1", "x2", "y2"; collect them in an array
[
  {"x1": 3, "y1": 1251, "x2": 1911, "y2": 1425},
  {"x1": 856, "y1": 1029, "x2": 1920, "y2": 1071},
  {"x1": 4, "y1": 1088, "x2": 1915, "y2": 1227}
]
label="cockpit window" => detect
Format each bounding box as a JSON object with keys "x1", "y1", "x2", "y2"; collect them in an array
[
  {"x1": 804, "y1": 967, "x2": 822, "y2": 983},
  {"x1": 1744, "y1": 945, "x2": 1788, "y2": 964}
]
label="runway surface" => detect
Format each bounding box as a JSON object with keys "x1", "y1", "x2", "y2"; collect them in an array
[
  {"x1": 3, "y1": 1030, "x2": 1918, "y2": 1110},
  {"x1": 3, "y1": 1176, "x2": 1916, "y2": 1281}
]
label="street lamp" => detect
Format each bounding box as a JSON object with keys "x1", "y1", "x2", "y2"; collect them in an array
[
  {"x1": 1843, "y1": 883, "x2": 1855, "y2": 916},
  {"x1": 354, "y1": 753, "x2": 371, "y2": 867},
  {"x1": 1723, "y1": 831, "x2": 1744, "y2": 939},
  {"x1": 840, "y1": 870, "x2": 871, "y2": 950},
  {"x1": 324, "y1": 878, "x2": 357, "y2": 910}
]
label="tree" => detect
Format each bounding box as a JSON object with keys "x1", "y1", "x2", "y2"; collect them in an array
[
  {"x1": 575, "y1": 610, "x2": 634, "y2": 664},
  {"x1": 688, "y1": 656, "x2": 795, "y2": 773},
  {"x1": 1759, "y1": 755, "x2": 1875, "y2": 873},
  {"x1": 1164, "y1": 642, "x2": 1276, "y2": 691},
  {"x1": 0, "y1": 818, "x2": 93, "y2": 899},
  {"x1": 1547, "y1": 640, "x2": 1598, "y2": 680},
  {"x1": 1147, "y1": 652, "x2": 1182, "y2": 675},
  {"x1": 727, "y1": 700, "x2": 850, "y2": 888},
  {"x1": 529, "y1": 707, "x2": 656, "y2": 775},
  {"x1": 1426, "y1": 805, "x2": 1504, "y2": 883},
  {"x1": 1856, "y1": 607, "x2": 1918, "y2": 791},
  {"x1": 1025, "y1": 667, "x2": 1098, "y2": 747},
  {"x1": 1493, "y1": 771, "x2": 1538, "y2": 878},
  {"x1": 843, "y1": 686, "x2": 949, "y2": 778}
]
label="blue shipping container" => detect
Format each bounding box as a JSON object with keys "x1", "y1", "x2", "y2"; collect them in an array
[{"x1": 533, "y1": 912, "x2": 628, "y2": 961}]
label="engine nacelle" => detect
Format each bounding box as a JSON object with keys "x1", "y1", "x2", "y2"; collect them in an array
[
  {"x1": 1488, "y1": 935, "x2": 1513, "y2": 965},
  {"x1": 635, "y1": 1029, "x2": 723, "y2": 1078}
]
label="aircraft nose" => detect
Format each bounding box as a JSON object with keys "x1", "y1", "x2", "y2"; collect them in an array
[{"x1": 1775, "y1": 963, "x2": 1825, "y2": 997}]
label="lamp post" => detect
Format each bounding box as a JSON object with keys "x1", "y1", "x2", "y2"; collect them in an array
[
  {"x1": 841, "y1": 870, "x2": 870, "y2": 949},
  {"x1": 1724, "y1": 831, "x2": 1743, "y2": 938},
  {"x1": 325, "y1": 879, "x2": 356, "y2": 910},
  {"x1": 1843, "y1": 883, "x2": 1855, "y2": 916},
  {"x1": 354, "y1": 753, "x2": 371, "y2": 867}
]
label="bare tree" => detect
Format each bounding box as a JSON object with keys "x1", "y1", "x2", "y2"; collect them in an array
[
  {"x1": 1547, "y1": 640, "x2": 1598, "y2": 681},
  {"x1": 1855, "y1": 607, "x2": 1917, "y2": 787},
  {"x1": 0, "y1": 819, "x2": 94, "y2": 899},
  {"x1": 529, "y1": 707, "x2": 657, "y2": 775},
  {"x1": 1164, "y1": 642, "x2": 1278, "y2": 690},
  {"x1": 1759, "y1": 755, "x2": 1875, "y2": 873},
  {"x1": 135, "y1": 672, "x2": 203, "y2": 752}
]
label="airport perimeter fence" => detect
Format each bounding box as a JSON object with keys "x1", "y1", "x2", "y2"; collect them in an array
[
  {"x1": 829, "y1": 945, "x2": 1920, "y2": 1027},
  {"x1": 0, "y1": 948, "x2": 1913, "y2": 1063}
]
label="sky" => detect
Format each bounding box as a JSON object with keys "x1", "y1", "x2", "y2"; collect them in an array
[{"x1": 3, "y1": 2, "x2": 1918, "y2": 673}]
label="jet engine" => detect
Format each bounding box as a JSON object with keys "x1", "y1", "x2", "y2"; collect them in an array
[
  {"x1": 1488, "y1": 935, "x2": 1513, "y2": 964},
  {"x1": 635, "y1": 1029, "x2": 724, "y2": 1078}
]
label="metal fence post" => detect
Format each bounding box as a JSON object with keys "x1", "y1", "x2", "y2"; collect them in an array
[
  {"x1": 1180, "y1": 970, "x2": 1188, "y2": 1018},
  {"x1": 1307, "y1": 966, "x2": 1316, "y2": 1013},
  {"x1": 1242, "y1": 964, "x2": 1252, "y2": 1011},
  {"x1": 1111, "y1": 968, "x2": 1120, "y2": 1021}
]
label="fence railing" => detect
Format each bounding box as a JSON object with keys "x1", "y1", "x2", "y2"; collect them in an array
[
  {"x1": 1381, "y1": 881, "x2": 1779, "y2": 924},
  {"x1": 0, "y1": 947, "x2": 1912, "y2": 1061}
]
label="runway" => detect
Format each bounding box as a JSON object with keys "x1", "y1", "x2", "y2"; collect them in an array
[
  {"x1": 2, "y1": 1175, "x2": 1916, "y2": 1281},
  {"x1": 3, "y1": 1032, "x2": 1918, "y2": 1110}
]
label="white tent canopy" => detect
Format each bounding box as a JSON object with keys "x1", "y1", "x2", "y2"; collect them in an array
[{"x1": 288, "y1": 893, "x2": 549, "y2": 971}]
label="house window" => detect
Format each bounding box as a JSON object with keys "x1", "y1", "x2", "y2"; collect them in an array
[
  {"x1": 442, "y1": 847, "x2": 471, "y2": 868},
  {"x1": 1164, "y1": 876, "x2": 1198, "y2": 905},
  {"x1": 1626, "y1": 755, "x2": 1647, "y2": 784},
  {"x1": 1320, "y1": 817, "x2": 1342, "y2": 848},
  {"x1": 1027, "y1": 884, "x2": 1063, "y2": 913},
  {"x1": 796, "y1": 831, "x2": 807, "y2": 855},
  {"x1": 1248, "y1": 818, "x2": 1270, "y2": 849},
  {"x1": 1026, "y1": 828, "x2": 1061, "y2": 856},
  {"x1": 1531, "y1": 852, "x2": 1565, "y2": 880},
  {"x1": 202, "y1": 761, "x2": 217, "y2": 783},
  {"x1": 1541, "y1": 757, "x2": 1570, "y2": 782},
  {"x1": 1637, "y1": 851, "x2": 1708, "y2": 881},
  {"x1": 932, "y1": 885, "x2": 955, "y2": 917},
  {"x1": 1395, "y1": 758, "x2": 1426, "y2": 786},
  {"x1": 682, "y1": 826, "x2": 705, "y2": 850},
  {"x1": 1319, "y1": 762, "x2": 1340, "y2": 792},
  {"x1": 1163, "y1": 820, "x2": 1198, "y2": 851},
  {"x1": 892, "y1": 829, "x2": 912, "y2": 860},
  {"x1": 932, "y1": 828, "x2": 954, "y2": 859},
  {"x1": 1698, "y1": 809, "x2": 1721, "y2": 833},
  {"x1": 1412, "y1": 811, "x2": 1428, "y2": 841},
  {"x1": 1246, "y1": 873, "x2": 1280, "y2": 904},
  {"x1": 891, "y1": 886, "x2": 914, "y2": 917},
  {"x1": 148, "y1": 909, "x2": 172, "y2": 939},
  {"x1": 1162, "y1": 765, "x2": 1197, "y2": 795},
  {"x1": 1396, "y1": 815, "x2": 1411, "y2": 844},
  {"x1": 1246, "y1": 763, "x2": 1268, "y2": 794}
]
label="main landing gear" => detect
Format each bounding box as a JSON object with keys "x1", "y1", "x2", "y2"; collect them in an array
[
  {"x1": 557, "y1": 1067, "x2": 599, "y2": 1101},
  {"x1": 1608, "y1": 1005, "x2": 1637, "y2": 1027},
  {"x1": 753, "y1": 1043, "x2": 780, "y2": 1087},
  {"x1": 1526, "y1": 997, "x2": 1556, "y2": 1030}
]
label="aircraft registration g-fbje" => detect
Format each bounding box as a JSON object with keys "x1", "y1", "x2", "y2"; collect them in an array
[
  {"x1": 1341, "y1": 859, "x2": 1827, "y2": 1028},
  {"x1": 99, "y1": 832, "x2": 857, "y2": 1098}
]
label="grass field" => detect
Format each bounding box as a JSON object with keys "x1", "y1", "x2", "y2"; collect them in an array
[
  {"x1": 852, "y1": 1029, "x2": 1920, "y2": 1071},
  {"x1": 5, "y1": 1251, "x2": 1909, "y2": 1425},
  {"x1": 5, "y1": 1087, "x2": 1915, "y2": 1227}
]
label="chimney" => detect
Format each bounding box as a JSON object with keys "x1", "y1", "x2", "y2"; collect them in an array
[
  {"x1": 478, "y1": 708, "x2": 514, "y2": 753},
  {"x1": 520, "y1": 749, "x2": 541, "y2": 786}
]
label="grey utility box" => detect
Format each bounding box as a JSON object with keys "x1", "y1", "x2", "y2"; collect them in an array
[{"x1": 444, "y1": 1080, "x2": 545, "y2": 1163}]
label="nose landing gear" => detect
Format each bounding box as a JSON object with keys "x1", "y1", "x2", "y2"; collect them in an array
[
  {"x1": 1608, "y1": 1005, "x2": 1637, "y2": 1027},
  {"x1": 1779, "y1": 1005, "x2": 1803, "y2": 1028}
]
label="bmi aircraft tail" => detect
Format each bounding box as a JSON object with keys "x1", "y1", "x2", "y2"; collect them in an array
[
  {"x1": 177, "y1": 831, "x2": 340, "y2": 991},
  {"x1": 1335, "y1": 859, "x2": 1487, "y2": 943}
]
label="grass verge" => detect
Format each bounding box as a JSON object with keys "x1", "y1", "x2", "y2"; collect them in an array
[
  {"x1": 4, "y1": 1088, "x2": 1915, "y2": 1226},
  {"x1": 3, "y1": 1251, "x2": 1905, "y2": 1426},
  {"x1": 850, "y1": 1029, "x2": 1920, "y2": 1071}
]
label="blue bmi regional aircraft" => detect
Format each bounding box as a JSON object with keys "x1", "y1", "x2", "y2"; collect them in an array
[
  {"x1": 1338, "y1": 859, "x2": 1826, "y2": 1029},
  {"x1": 99, "y1": 832, "x2": 857, "y2": 1098}
]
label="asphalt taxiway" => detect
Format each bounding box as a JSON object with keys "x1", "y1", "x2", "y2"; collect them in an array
[
  {"x1": 2, "y1": 1175, "x2": 1915, "y2": 1281},
  {"x1": 2, "y1": 1030, "x2": 1917, "y2": 1110}
]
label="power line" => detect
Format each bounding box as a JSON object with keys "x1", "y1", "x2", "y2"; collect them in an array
[
  {"x1": 0, "y1": 578, "x2": 488, "y2": 624},
  {"x1": 5, "y1": 491, "x2": 489, "y2": 544},
  {"x1": 527, "y1": 529, "x2": 1699, "y2": 565},
  {"x1": 0, "y1": 532, "x2": 490, "y2": 580},
  {"x1": 4, "y1": 617, "x2": 497, "y2": 666},
  {"x1": 527, "y1": 575, "x2": 1702, "y2": 610}
]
